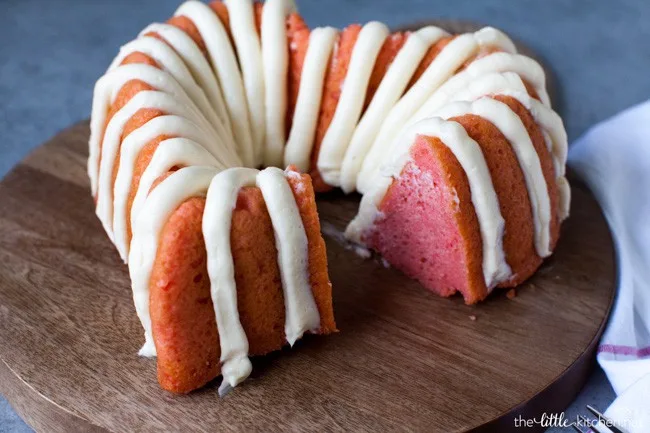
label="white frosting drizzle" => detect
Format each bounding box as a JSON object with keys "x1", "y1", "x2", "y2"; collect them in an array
[
  {"x1": 413, "y1": 52, "x2": 550, "y2": 123},
  {"x1": 441, "y1": 72, "x2": 568, "y2": 221},
  {"x1": 473, "y1": 26, "x2": 517, "y2": 56},
  {"x1": 88, "y1": 63, "x2": 224, "y2": 197},
  {"x1": 261, "y1": 0, "x2": 296, "y2": 167},
  {"x1": 129, "y1": 137, "x2": 224, "y2": 230},
  {"x1": 202, "y1": 167, "x2": 258, "y2": 395},
  {"x1": 339, "y1": 26, "x2": 449, "y2": 193},
  {"x1": 356, "y1": 28, "x2": 516, "y2": 194},
  {"x1": 110, "y1": 114, "x2": 221, "y2": 260},
  {"x1": 451, "y1": 70, "x2": 527, "y2": 101},
  {"x1": 94, "y1": 86, "x2": 224, "y2": 243},
  {"x1": 357, "y1": 52, "x2": 549, "y2": 193},
  {"x1": 346, "y1": 117, "x2": 511, "y2": 289},
  {"x1": 225, "y1": 0, "x2": 266, "y2": 165},
  {"x1": 202, "y1": 166, "x2": 319, "y2": 394},
  {"x1": 431, "y1": 73, "x2": 569, "y2": 221},
  {"x1": 492, "y1": 88, "x2": 570, "y2": 220},
  {"x1": 138, "y1": 23, "x2": 232, "y2": 136},
  {"x1": 433, "y1": 97, "x2": 552, "y2": 257},
  {"x1": 283, "y1": 27, "x2": 338, "y2": 172},
  {"x1": 88, "y1": 64, "x2": 199, "y2": 195},
  {"x1": 174, "y1": 1, "x2": 255, "y2": 167},
  {"x1": 501, "y1": 91, "x2": 567, "y2": 169},
  {"x1": 316, "y1": 21, "x2": 389, "y2": 186},
  {"x1": 257, "y1": 167, "x2": 320, "y2": 345},
  {"x1": 129, "y1": 166, "x2": 219, "y2": 357},
  {"x1": 107, "y1": 36, "x2": 224, "y2": 134},
  {"x1": 120, "y1": 138, "x2": 224, "y2": 261}
]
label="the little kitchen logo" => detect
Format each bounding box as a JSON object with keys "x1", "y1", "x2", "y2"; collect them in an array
[
  {"x1": 514, "y1": 412, "x2": 575, "y2": 429},
  {"x1": 514, "y1": 411, "x2": 633, "y2": 430}
]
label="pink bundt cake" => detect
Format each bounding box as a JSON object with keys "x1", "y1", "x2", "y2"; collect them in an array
[{"x1": 88, "y1": 0, "x2": 569, "y2": 394}]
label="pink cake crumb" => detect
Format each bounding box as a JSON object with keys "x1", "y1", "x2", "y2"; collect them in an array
[{"x1": 363, "y1": 137, "x2": 482, "y2": 304}]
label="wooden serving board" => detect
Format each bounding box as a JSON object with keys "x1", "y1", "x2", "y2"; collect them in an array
[{"x1": 0, "y1": 120, "x2": 615, "y2": 433}]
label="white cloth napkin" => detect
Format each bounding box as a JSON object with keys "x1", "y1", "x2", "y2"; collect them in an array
[{"x1": 568, "y1": 100, "x2": 650, "y2": 432}]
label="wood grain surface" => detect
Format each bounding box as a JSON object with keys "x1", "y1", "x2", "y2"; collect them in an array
[{"x1": 0, "y1": 119, "x2": 614, "y2": 432}]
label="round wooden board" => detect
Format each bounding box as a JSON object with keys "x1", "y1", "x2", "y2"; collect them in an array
[{"x1": 0, "y1": 121, "x2": 615, "y2": 432}]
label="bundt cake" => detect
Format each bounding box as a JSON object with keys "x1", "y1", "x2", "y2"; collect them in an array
[{"x1": 88, "y1": 0, "x2": 569, "y2": 394}]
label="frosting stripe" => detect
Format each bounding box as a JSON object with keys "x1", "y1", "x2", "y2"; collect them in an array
[
  {"x1": 496, "y1": 89, "x2": 570, "y2": 220},
  {"x1": 174, "y1": 1, "x2": 255, "y2": 167},
  {"x1": 283, "y1": 27, "x2": 339, "y2": 172},
  {"x1": 129, "y1": 166, "x2": 219, "y2": 357},
  {"x1": 261, "y1": 0, "x2": 297, "y2": 167},
  {"x1": 225, "y1": 0, "x2": 266, "y2": 165},
  {"x1": 203, "y1": 167, "x2": 319, "y2": 393},
  {"x1": 434, "y1": 98, "x2": 553, "y2": 257},
  {"x1": 317, "y1": 22, "x2": 390, "y2": 187},
  {"x1": 138, "y1": 23, "x2": 233, "y2": 137},
  {"x1": 339, "y1": 26, "x2": 448, "y2": 193},
  {"x1": 203, "y1": 167, "x2": 258, "y2": 395},
  {"x1": 111, "y1": 114, "x2": 220, "y2": 260},
  {"x1": 257, "y1": 167, "x2": 321, "y2": 345}
]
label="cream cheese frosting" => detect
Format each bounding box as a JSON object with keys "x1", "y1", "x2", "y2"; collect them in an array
[
  {"x1": 138, "y1": 23, "x2": 233, "y2": 136},
  {"x1": 339, "y1": 26, "x2": 449, "y2": 193},
  {"x1": 433, "y1": 97, "x2": 553, "y2": 257},
  {"x1": 316, "y1": 21, "x2": 389, "y2": 186},
  {"x1": 283, "y1": 26, "x2": 339, "y2": 171},
  {"x1": 225, "y1": 0, "x2": 266, "y2": 165},
  {"x1": 107, "y1": 36, "x2": 223, "y2": 134},
  {"x1": 356, "y1": 28, "x2": 519, "y2": 194},
  {"x1": 174, "y1": 1, "x2": 255, "y2": 166},
  {"x1": 202, "y1": 167, "x2": 318, "y2": 393},
  {"x1": 261, "y1": 0, "x2": 297, "y2": 167},
  {"x1": 129, "y1": 166, "x2": 219, "y2": 357}
]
